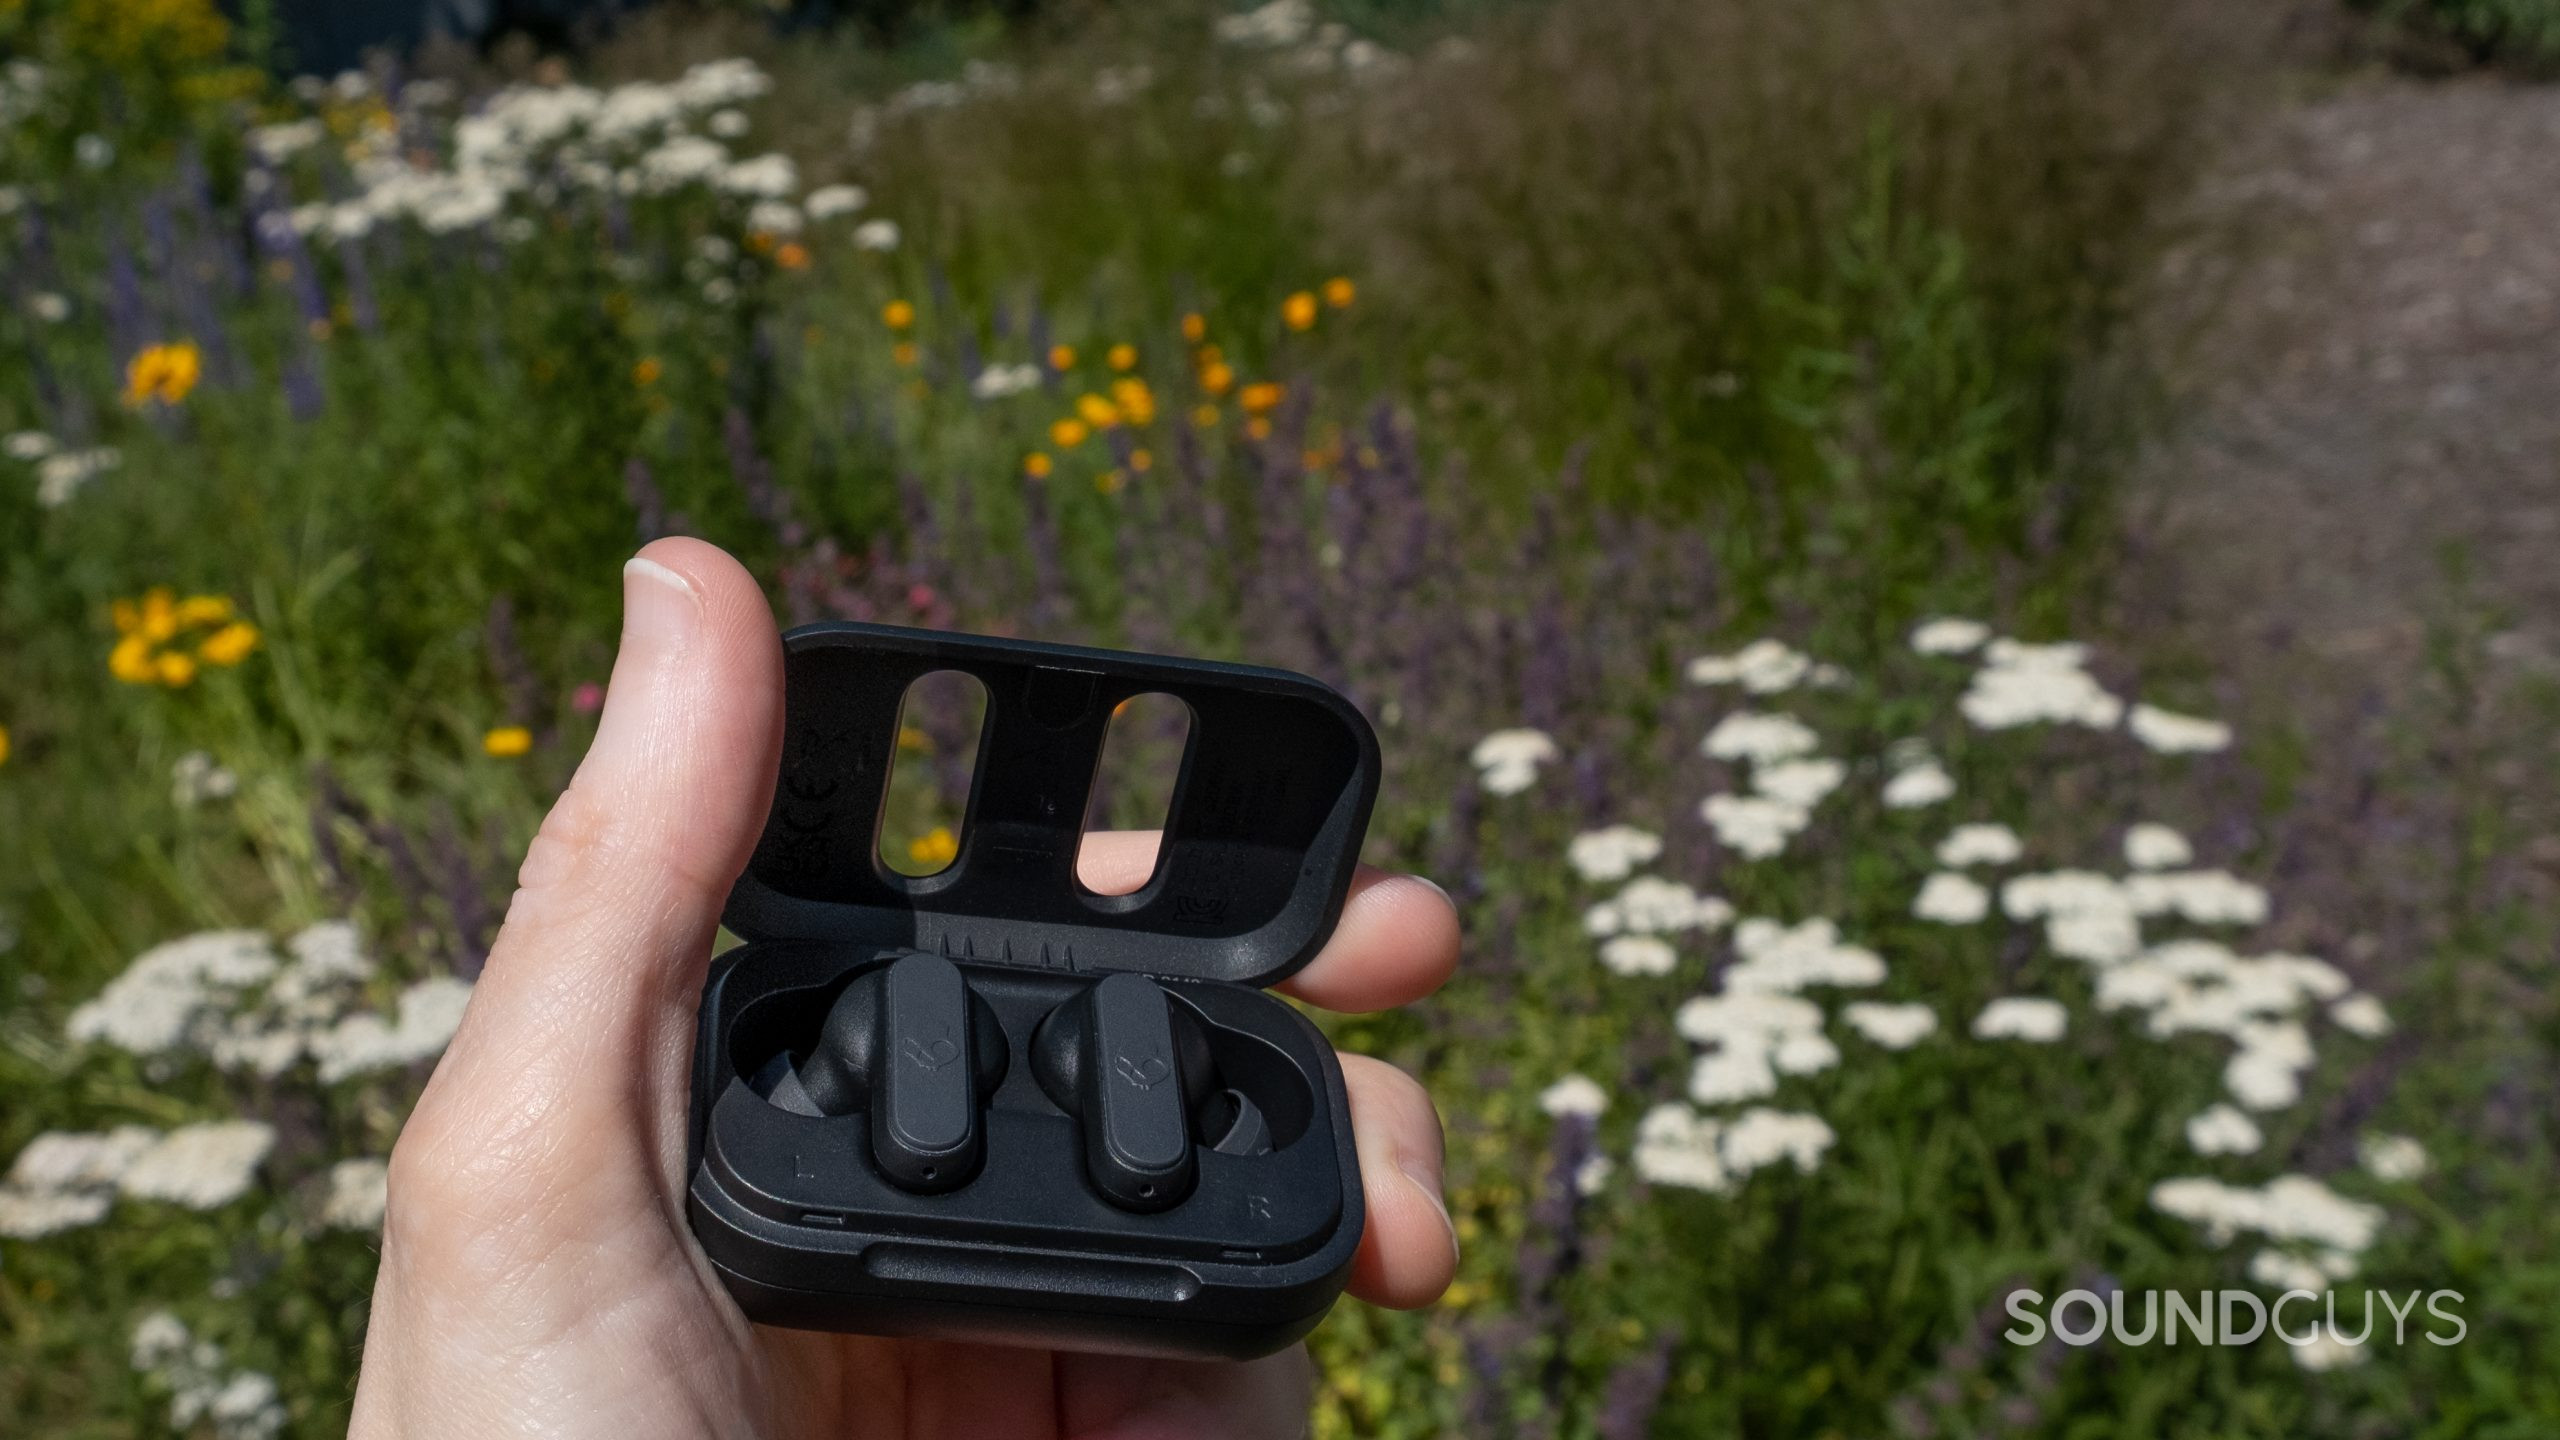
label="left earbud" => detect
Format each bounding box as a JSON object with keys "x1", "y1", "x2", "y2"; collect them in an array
[{"x1": 788, "y1": 953, "x2": 1008, "y2": 1194}]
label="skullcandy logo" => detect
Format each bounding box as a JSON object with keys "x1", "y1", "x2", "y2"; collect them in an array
[
  {"x1": 902, "y1": 1035, "x2": 960, "y2": 1070},
  {"x1": 1114, "y1": 1053, "x2": 1173, "y2": 1089}
]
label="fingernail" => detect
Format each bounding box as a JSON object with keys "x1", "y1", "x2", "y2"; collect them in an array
[
  {"x1": 622, "y1": 555, "x2": 701, "y2": 653},
  {"x1": 1399, "y1": 1151, "x2": 1458, "y2": 1263}
]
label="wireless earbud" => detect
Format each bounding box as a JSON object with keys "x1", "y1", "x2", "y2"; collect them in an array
[
  {"x1": 1030, "y1": 973, "x2": 1273, "y2": 1212},
  {"x1": 791, "y1": 953, "x2": 1008, "y2": 1193}
]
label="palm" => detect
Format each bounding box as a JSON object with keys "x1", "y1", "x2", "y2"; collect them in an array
[{"x1": 349, "y1": 541, "x2": 1455, "y2": 1440}]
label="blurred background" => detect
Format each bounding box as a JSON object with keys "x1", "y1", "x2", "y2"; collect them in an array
[{"x1": 2, "y1": 0, "x2": 2557, "y2": 1434}]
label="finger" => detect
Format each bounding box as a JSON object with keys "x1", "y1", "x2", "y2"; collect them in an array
[
  {"x1": 1339, "y1": 1053, "x2": 1457, "y2": 1309},
  {"x1": 1056, "y1": 1347, "x2": 1314, "y2": 1440},
  {"x1": 1075, "y1": 830, "x2": 1460, "y2": 1015},
  {"x1": 403, "y1": 539, "x2": 782, "y2": 1192}
]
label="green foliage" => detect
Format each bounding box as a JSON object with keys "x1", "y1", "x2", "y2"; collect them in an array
[{"x1": 2360, "y1": 0, "x2": 2560, "y2": 72}]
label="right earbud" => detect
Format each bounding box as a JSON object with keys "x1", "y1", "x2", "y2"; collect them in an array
[{"x1": 1031, "y1": 973, "x2": 1273, "y2": 1213}]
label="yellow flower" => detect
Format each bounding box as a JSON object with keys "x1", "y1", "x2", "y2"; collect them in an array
[
  {"x1": 1075, "y1": 393, "x2": 1122, "y2": 429},
  {"x1": 1128, "y1": 448, "x2": 1154, "y2": 473},
  {"x1": 882, "y1": 299, "x2": 916, "y2": 330},
  {"x1": 1238, "y1": 381, "x2": 1286, "y2": 415},
  {"x1": 196, "y1": 620, "x2": 260, "y2": 666},
  {"x1": 1049, "y1": 417, "x2": 1090, "y2": 449},
  {"x1": 110, "y1": 633, "x2": 157, "y2": 684},
  {"x1": 775, "y1": 241, "x2": 811, "y2": 271},
  {"x1": 155, "y1": 652, "x2": 198, "y2": 687},
  {"x1": 123, "y1": 341, "x2": 203, "y2": 407},
  {"x1": 1282, "y1": 291, "x2": 1318, "y2": 332},
  {"x1": 483, "y1": 726, "x2": 533, "y2": 757},
  {"x1": 1048, "y1": 344, "x2": 1077, "y2": 371},
  {"x1": 909, "y1": 825, "x2": 958, "y2": 867},
  {"x1": 1023, "y1": 452, "x2": 1054, "y2": 479},
  {"x1": 1180, "y1": 312, "x2": 1207, "y2": 343},
  {"x1": 1246, "y1": 417, "x2": 1273, "y2": 440},
  {"x1": 1198, "y1": 360, "x2": 1236, "y2": 397},
  {"x1": 1109, "y1": 377, "x2": 1156, "y2": 427},
  {"x1": 1095, "y1": 469, "x2": 1127, "y2": 495},
  {"x1": 892, "y1": 342, "x2": 919, "y2": 367},
  {"x1": 1107, "y1": 343, "x2": 1138, "y2": 372},
  {"x1": 1322, "y1": 276, "x2": 1356, "y2": 308},
  {"x1": 632, "y1": 356, "x2": 662, "y2": 387},
  {"x1": 898, "y1": 725, "x2": 931, "y2": 752},
  {"x1": 174, "y1": 594, "x2": 232, "y2": 627},
  {"x1": 0, "y1": 724, "x2": 11, "y2": 767}
]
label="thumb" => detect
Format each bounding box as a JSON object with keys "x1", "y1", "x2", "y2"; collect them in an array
[{"x1": 397, "y1": 538, "x2": 782, "y2": 1208}]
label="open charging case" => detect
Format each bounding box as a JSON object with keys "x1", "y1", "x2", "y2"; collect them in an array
[{"x1": 688, "y1": 621, "x2": 1381, "y2": 1359}]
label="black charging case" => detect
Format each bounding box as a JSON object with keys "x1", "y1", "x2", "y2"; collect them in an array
[{"x1": 687, "y1": 622, "x2": 1380, "y2": 1360}]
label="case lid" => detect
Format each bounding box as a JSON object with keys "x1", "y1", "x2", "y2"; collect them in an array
[{"x1": 723, "y1": 622, "x2": 1381, "y2": 989}]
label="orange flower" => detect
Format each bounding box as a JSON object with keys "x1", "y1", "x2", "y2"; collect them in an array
[
  {"x1": 1198, "y1": 360, "x2": 1236, "y2": 397},
  {"x1": 1180, "y1": 312, "x2": 1207, "y2": 343},
  {"x1": 882, "y1": 299, "x2": 916, "y2": 330},
  {"x1": 197, "y1": 621, "x2": 261, "y2": 667},
  {"x1": 123, "y1": 342, "x2": 203, "y2": 407},
  {"x1": 1282, "y1": 291, "x2": 1318, "y2": 332},
  {"x1": 775, "y1": 242, "x2": 811, "y2": 270},
  {"x1": 1075, "y1": 393, "x2": 1122, "y2": 429},
  {"x1": 1049, "y1": 417, "x2": 1090, "y2": 449},
  {"x1": 909, "y1": 825, "x2": 959, "y2": 867},
  {"x1": 156, "y1": 652, "x2": 198, "y2": 687},
  {"x1": 632, "y1": 357, "x2": 663, "y2": 387},
  {"x1": 1110, "y1": 378, "x2": 1157, "y2": 427},
  {"x1": 1238, "y1": 381, "x2": 1286, "y2": 415},
  {"x1": 892, "y1": 342, "x2": 919, "y2": 367},
  {"x1": 1048, "y1": 344, "x2": 1077, "y2": 371},
  {"x1": 1128, "y1": 448, "x2": 1154, "y2": 474},
  {"x1": 483, "y1": 726, "x2": 534, "y2": 757},
  {"x1": 1322, "y1": 276, "x2": 1356, "y2": 308},
  {"x1": 1246, "y1": 417, "x2": 1273, "y2": 440},
  {"x1": 1023, "y1": 452, "x2": 1054, "y2": 479},
  {"x1": 1107, "y1": 343, "x2": 1138, "y2": 372}
]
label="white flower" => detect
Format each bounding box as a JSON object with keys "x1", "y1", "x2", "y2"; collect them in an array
[
  {"x1": 1960, "y1": 640, "x2": 2124, "y2": 730},
  {"x1": 310, "y1": 976, "x2": 474, "y2": 1082},
  {"x1": 1631, "y1": 1103, "x2": 1728, "y2": 1191},
  {"x1": 707, "y1": 107, "x2": 751, "y2": 138},
  {"x1": 2329, "y1": 993, "x2": 2391, "y2": 1037},
  {"x1": 1686, "y1": 639, "x2": 1812, "y2": 693},
  {"x1": 1750, "y1": 757, "x2": 1843, "y2": 808},
  {"x1": 1719, "y1": 1107, "x2": 1834, "y2": 1177},
  {"x1": 1725, "y1": 916, "x2": 1885, "y2": 992},
  {"x1": 969, "y1": 362, "x2": 1043, "y2": 400},
  {"x1": 745, "y1": 198, "x2": 802, "y2": 235},
  {"x1": 2048, "y1": 909, "x2": 2143, "y2": 966},
  {"x1": 2249, "y1": 1248, "x2": 2333, "y2": 1293},
  {"x1": 2123, "y1": 822, "x2": 2194, "y2": 870},
  {"x1": 1469, "y1": 727, "x2": 1558, "y2": 796},
  {"x1": 4, "y1": 429, "x2": 52, "y2": 460},
  {"x1": 852, "y1": 218, "x2": 901, "y2": 251},
  {"x1": 677, "y1": 57, "x2": 773, "y2": 107},
  {"x1": 1216, "y1": 0, "x2": 1317, "y2": 47},
  {"x1": 2185, "y1": 1103, "x2": 2263, "y2": 1156},
  {"x1": 1538, "y1": 1074, "x2": 1609, "y2": 1119},
  {"x1": 0, "y1": 1186, "x2": 114, "y2": 1237},
  {"x1": 1676, "y1": 990, "x2": 1826, "y2": 1046},
  {"x1": 719, "y1": 152, "x2": 798, "y2": 198},
  {"x1": 1701, "y1": 711, "x2": 1818, "y2": 764},
  {"x1": 2358, "y1": 1133, "x2": 2428, "y2": 1183},
  {"x1": 1582, "y1": 876, "x2": 1733, "y2": 936},
  {"x1": 1566, "y1": 824, "x2": 1661, "y2": 882},
  {"x1": 28, "y1": 291, "x2": 70, "y2": 323},
  {"x1": 2125, "y1": 869, "x2": 2269, "y2": 926},
  {"x1": 1573, "y1": 1153, "x2": 1614, "y2": 1196},
  {"x1": 2128, "y1": 704, "x2": 2233, "y2": 755},
  {"x1": 1599, "y1": 935, "x2": 1678, "y2": 977},
  {"x1": 2150, "y1": 1174, "x2": 2384, "y2": 1254},
  {"x1": 321, "y1": 1157, "x2": 391, "y2": 1229},
  {"x1": 1770, "y1": 1030, "x2": 1840, "y2": 1076},
  {"x1": 67, "y1": 930, "x2": 278, "y2": 1055},
  {"x1": 1973, "y1": 996, "x2": 2068, "y2": 1043},
  {"x1": 1841, "y1": 1001, "x2": 1937, "y2": 1050},
  {"x1": 172, "y1": 751, "x2": 239, "y2": 807},
  {"x1": 804, "y1": 183, "x2": 868, "y2": 219},
  {"x1": 2291, "y1": 1330, "x2": 2369, "y2": 1371},
  {"x1": 1935, "y1": 822, "x2": 2023, "y2": 867},
  {"x1": 1881, "y1": 760, "x2": 1956, "y2": 809},
  {"x1": 8, "y1": 1125, "x2": 157, "y2": 1190},
  {"x1": 35, "y1": 445, "x2": 119, "y2": 506},
  {"x1": 1910, "y1": 617, "x2": 1991, "y2": 655},
  {"x1": 119, "y1": 1121, "x2": 274, "y2": 1209},
  {"x1": 248, "y1": 118, "x2": 325, "y2": 163},
  {"x1": 1687, "y1": 1047, "x2": 1779, "y2": 1104},
  {"x1": 131, "y1": 1311, "x2": 192, "y2": 1370},
  {"x1": 1911, "y1": 871, "x2": 1990, "y2": 924},
  {"x1": 1700, "y1": 794, "x2": 1810, "y2": 860}
]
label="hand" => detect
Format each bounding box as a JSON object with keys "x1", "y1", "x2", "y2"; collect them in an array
[{"x1": 347, "y1": 539, "x2": 1461, "y2": 1440}]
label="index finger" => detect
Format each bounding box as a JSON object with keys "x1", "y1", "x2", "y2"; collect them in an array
[{"x1": 1074, "y1": 831, "x2": 1459, "y2": 1015}]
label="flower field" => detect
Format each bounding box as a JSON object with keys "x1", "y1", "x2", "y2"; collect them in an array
[{"x1": 3, "y1": 0, "x2": 2555, "y2": 1436}]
